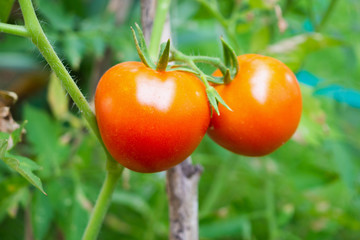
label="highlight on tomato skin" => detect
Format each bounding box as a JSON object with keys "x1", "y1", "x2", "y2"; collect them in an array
[
  {"x1": 94, "y1": 61, "x2": 211, "y2": 173},
  {"x1": 207, "y1": 54, "x2": 302, "y2": 157}
]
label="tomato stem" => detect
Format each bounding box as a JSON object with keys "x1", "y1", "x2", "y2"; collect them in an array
[
  {"x1": 189, "y1": 56, "x2": 228, "y2": 77},
  {"x1": 156, "y1": 39, "x2": 171, "y2": 71},
  {"x1": 16, "y1": 1, "x2": 124, "y2": 238},
  {"x1": 170, "y1": 48, "x2": 232, "y2": 115},
  {"x1": 18, "y1": 0, "x2": 105, "y2": 150},
  {"x1": 0, "y1": 22, "x2": 29, "y2": 37}
]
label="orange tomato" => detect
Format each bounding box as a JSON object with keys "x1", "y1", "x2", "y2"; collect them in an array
[
  {"x1": 208, "y1": 54, "x2": 302, "y2": 156},
  {"x1": 95, "y1": 62, "x2": 210, "y2": 173}
]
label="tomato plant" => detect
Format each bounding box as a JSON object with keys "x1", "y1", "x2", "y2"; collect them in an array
[
  {"x1": 95, "y1": 61, "x2": 210, "y2": 173},
  {"x1": 208, "y1": 54, "x2": 302, "y2": 156}
]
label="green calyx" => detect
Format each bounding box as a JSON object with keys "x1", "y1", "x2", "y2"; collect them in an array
[
  {"x1": 131, "y1": 23, "x2": 170, "y2": 72},
  {"x1": 221, "y1": 37, "x2": 239, "y2": 84},
  {"x1": 131, "y1": 24, "x2": 238, "y2": 115}
]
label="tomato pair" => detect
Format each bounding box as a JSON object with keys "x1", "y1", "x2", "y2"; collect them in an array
[{"x1": 95, "y1": 54, "x2": 302, "y2": 173}]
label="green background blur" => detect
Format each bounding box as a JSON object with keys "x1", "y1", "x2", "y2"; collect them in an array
[{"x1": 1, "y1": 0, "x2": 360, "y2": 239}]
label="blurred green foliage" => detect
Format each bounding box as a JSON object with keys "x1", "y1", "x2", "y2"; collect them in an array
[{"x1": 1, "y1": 0, "x2": 360, "y2": 239}]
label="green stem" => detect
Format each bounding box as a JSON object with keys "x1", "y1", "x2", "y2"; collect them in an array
[
  {"x1": 82, "y1": 163, "x2": 124, "y2": 240},
  {"x1": 149, "y1": 0, "x2": 171, "y2": 59},
  {"x1": 17, "y1": 1, "x2": 124, "y2": 238},
  {"x1": 0, "y1": 23, "x2": 29, "y2": 37},
  {"x1": 171, "y1": 49, "x2": 211, "y2": 88},
  {"x1": 190, "y1": 56, "x2": 228, "y2": 76},
  {"x1": 18, "y1": 0, "x2": 104, "y2": 150},
  {"x1": 316, "y1": 0, "x2": 339, "y2": 31}
]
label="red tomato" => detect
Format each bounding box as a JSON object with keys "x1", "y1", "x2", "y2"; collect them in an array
[
  {"x1": 95, "y1": 62, "x2": 210, "y2": 173},
  {"x1": 208, "y1": 54, "x2": 302, "y2": 156}
]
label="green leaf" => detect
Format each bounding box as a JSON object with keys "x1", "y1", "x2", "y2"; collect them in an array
[
  {"x1": 2, "y1": 154, "x2": 46, "y2": 195},
  {"x1": 34, "y1": 0, "x2": 75, "y2": 31},
  {"x1": 46, "y1": 179, "x2": 75, "y2": 231},
  {"x1": 0, "y1": 138, "x2": 8, "y2": 159},
  {"x1": 330, "y1": 142, "x2": 356, "y2": 190},
  {"x1": 0, "y1": 177, "x2": 28, "y2": 222},
  {"x1": 0, "y1": 0, "x2": 15, "y2": 23},
  {"x1": 9, "y1": 120, "x2": 27, "y2": 150},
  {"x1": 200, "y1": 217, "x2": 252, "y2": 239},
  {"x1": 131, "y1": 23, "x2": 155, "y2": 69},
  {"x1": 47, "y1": 72, "x2": 69, "y2": 119},
  {"x1": 65, "y1": 185, "x2": 89, "y2": 240},
  {"x1": 63, "y1": 33, "x2": 86, "y2": 70},
  {"x1": 221, "y1": 37, "x2": 239, "y2": 80},
  {"x1": 206, "y1": 86, "x2": 232, "y2": 115},
  {"x1": 112, "y1": 192, "x2": 152, "y2": 218},
  {"x1": 24, "y1": 105, "x2": 70, "y2": 178},
  {"x1": 31, "y1": 190, "x2": 53, "y2": 240},
  {"x1": 156, "y1": 39, "x2": 170, "y2": 71}
]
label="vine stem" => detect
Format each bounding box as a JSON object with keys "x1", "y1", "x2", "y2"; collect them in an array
[
  {"x1": 170, "y1": 49, "x2": 211, "y2": 88},
  {"x1": 18, "y1": 0, "x2": 101, "y2": 145},
  {"x1": 148, "y1": 0, "x2": 171, "y2": 59},
  {"x1": 0, "y1": 23, "x2": 29, "y2": 37},
  {"x1": 82, "y1": 162, "x2": 124, "y2": 240},
  {"x1": 16, "y1": 0, "x2": 124, "y2": 239}
]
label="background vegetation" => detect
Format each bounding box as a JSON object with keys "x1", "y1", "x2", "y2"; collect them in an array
[{"x1": 1, "y1": 0, "x2": 360, "y2": 239}]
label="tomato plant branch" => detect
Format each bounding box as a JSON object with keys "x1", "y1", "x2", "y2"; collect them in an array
[
  {"x1": 190, "y1": 56, "x2": 228, "y2": 76},
  {"x1": 170, "y1": 48, "x2": 232, "y2": 114},
  {"x1": 0, "y1": 22, "x2": 29, "y2": 37},
  {"x1": 148, "y1": 0, "x2": 171, "y2": 59},
  {"x1": 82, "y1": 164, "x2": 124, "y2": 240},
  {"x1": 17, "y1": 0, "x2": 112, "y2": 158},
  {"x1": 16, "y1": 0, "x2": 124, "y2": 238}
]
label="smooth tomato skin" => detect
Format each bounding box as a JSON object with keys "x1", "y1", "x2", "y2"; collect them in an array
[
  {"x1": 95, "y1": 62, "x2": 210, "y2": 173},
  {"x1": 208, "y1": 54, "x2": 302, "y2": 156}
]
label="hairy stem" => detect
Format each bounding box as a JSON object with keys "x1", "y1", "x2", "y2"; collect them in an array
[
  {"x1": 190, "y1": 56, "x2": 228, "y2": 76},
  {"x1": 0, "y1": 23, "x2": 29, "y2": 37},
  {"x1": 17, "y1": 1, "x2": 124, "y2": 239},
  {"x1": 18, "y1": 0, "x2": 97, "y2": 138},
  {"x1": 170, "y1": 49, "x2": 211, "y2": 88},
  {"x1": 18, "y1": 0, "x2": 111, "y2": 156}
]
